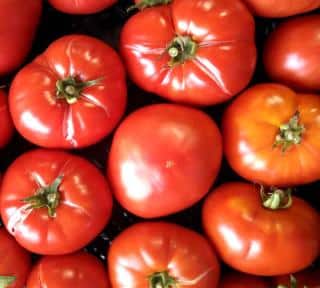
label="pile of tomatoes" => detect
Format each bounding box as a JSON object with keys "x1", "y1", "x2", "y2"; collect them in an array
[{"x1": 0, "y1": 0, "x2": 320, "y2": 287}]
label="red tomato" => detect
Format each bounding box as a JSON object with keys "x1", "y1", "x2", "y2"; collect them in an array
[
  {"x1": 48, "y1": 0, "x2": 117, "y2": 14},
  {"x1": 0, "y1": 228, "x2": 31, "y2": 288},
  {"x1": 0, "y1": 149, "x2": 113, "y2": 255},
  {"x1": 219, "y1": 272, "x2": 270, "y2": 288},
  {"x1": 223, "y1": 83, "x2": 320, "y2": 187},
  {"x1": 9, "y1": 35, "x2": 126, "y2": 149},
  {"x1": 0, "y1": 0, "x2": 41, "y2": 76},
  {"x1": 0, "y1": 90, "x2": 14, "y2": 148},
  {"x1": 264, "y1": 15, "x2": 320, "y2": 92},
  {"x1": 107, "y1": 104, "x2": 222, "y2": 218},
  {"x1": 241, "y1": 0, "x2": 320, "y2": 17},
  {"x1": 27, "y1": 252, "x2": 110, "y2": 288},
  {"x1": 108, "y1": 222, "x2": 220, "y2": 288},
  {"x1": 202, "y1": 182, "x2": 320, "y2": 276},
  {"x1": 273, "y1": 268, "x2": 320, "y2": 288},
  {"x1": 120, "y1": 0, "x2": 256, "y2": 106}
]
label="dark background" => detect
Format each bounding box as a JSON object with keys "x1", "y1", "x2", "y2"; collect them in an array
[{"x1": 0, "y1": 0, "x2": 319, "y2": 270}]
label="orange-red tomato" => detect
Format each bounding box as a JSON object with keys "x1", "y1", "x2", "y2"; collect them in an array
[
  {"x1": 202, "y1": 182, "x2": 320, "y2": 276},
  {"x1": 219, "y1": 271, "x2": 270, "y2": 288},
  {"x1": 0, "y1": 90, "x2": 14, "y2": 148},
  {"x1": 223, "y1": 83, "x2": 320, "y2": 186},
  {"x1": 108, "y1": 222, "x2": 220, "y2": 288}
]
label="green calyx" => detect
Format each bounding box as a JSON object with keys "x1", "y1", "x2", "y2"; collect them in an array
[
  {"x1": 273, "y1": 112, "x2": 305, "y2": 152},
  {"x1": 166, "y1": 36, "x2": 198, "y2": 67},
  {"x1": 56, "y1": 76, "x2": 102, "y2": 105},
  {"x1": 22, "y1": 175, "x2": 63, "y2": 218},
  {"x1": 0, "y1": 276, "x2": 16, "y2": 288},
  {"x1": 277, "y1": 275, "x2": 308, "y2": 288},
  {"x1": 149, "y1": 271, "x2": 177, "y2": 288},
  {"x1": 260, "y1": 186, "x2": 292, "y2": 210},
  {"x1": 128, "y1": 0, "x2": 172, "y2": 11}
]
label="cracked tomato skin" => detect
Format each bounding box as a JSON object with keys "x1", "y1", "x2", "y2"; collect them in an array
[
  {"x1": 241, "y1": 0, "x2": 320, "y2": 17},
  {"x1": 0, "y1": 90, "x2": 14, "y2": 148},
  {"x1": 108, "y1": 222, "x2": 220, "y2": 288},
  {"x1": 223, "y1": 83, "x2": 320, "y2": 187},
  {"x1": 219, "y1": 272, "x2": 270, "y2": 288},
  {"x1": 0, "y1": 149, "x2": 113, "y2": 255},
  {"x1": 107, "y1": 104, "x2": 222, "y2": 218},
  {"x1": 264, "y1": 15, "x2": 320, "y2": 92},
  {"x1": 0, "y1": 0, "x2": 42, "y2": 76},
  {"x1": 120, "y1": 0, "x2": 256, "y2": 106},
  {"x1": 27, "y1": 252, "x2": 110, "y2": 288},
  {"x1": 202, "y1": 182, "x2": 320, "y2": 276},
  {"x1": 48, "y1": 0, "x2": 117, "y2": 14},
  {"x1": 0, "y1": 228, "x2": 31, "y2": 288},
  {"x1": 9, "y1": 34, "x2": 126, "y2": 149}
]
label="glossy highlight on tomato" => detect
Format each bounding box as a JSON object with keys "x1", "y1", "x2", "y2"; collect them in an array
[
  {"x1": 121, "y1": 0, "x2": 256, "y2": 106},
  {"x1": 202, "y1": 182, "x2": 320, "y2": 276},
  {"x1": 0, "y1": 149, "x2": 113, "y2": 255},
  {"x1": 9, "y1": 34, "x2": 127, "y2": 149},
  {"x1": 0, "y1": 90, "x2": 14, "y2": 148},
  {"x1": 107, "y1": 103, "x2": 222, "y2": 218},
  {"x1": 108, "y1": 222, "x2": 220, "y2": 288}
]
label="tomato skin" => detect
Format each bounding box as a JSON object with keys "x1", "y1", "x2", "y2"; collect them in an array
[
  {"x1": 0, "y1": 149, "x2": 113, "y2": 255},
  {"x1": 0, "y1": 90, "x2": 14, "y2": 148},
  {"x1": 107, "y1": 104, "x2": 222, "y2": 218},
  {"x1": 264, "y1": 15, "x2": 320, "y2": 92},
  {"x1": 219, "y1": 272, "x2": 270, "y2": 288},
  {"x1": 120, "y1": 0, "x2": 256, "y2": 106},
  {"x1": 108, "y1": 222, "x2": 220, "y2": 288},
  {"x1": 223, "y1": 83, "x2": 320, "y2": 187},
  {"x1": 0, "y1": 0, "x2": 42, "y2": 76},
  {"x1": 242, "y1": 0, "x2": 320, "y2": 17},
  {"x1": 9, "y1": 34, "x2": 126, "y2": 149},
  {"x1": 273, "y1": 268, "x2": 320, "y2": 288},
  {"x1": 202, "y1": 182, "x2": 320, "y2": 276},
  {"x1": 27, "y1": 252, "x2": 110, "y2": 288},
  {"x1": 0, "y1": 228, "x2": 31, "y2": 288},
  {"x1": 48, "y1": 0, "x2": 117, "y2": 14}
]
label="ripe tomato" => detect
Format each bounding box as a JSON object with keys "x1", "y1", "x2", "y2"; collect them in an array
[
  {"x1": 202, "y1": 182, "x2": 320, "y2": 276},
  {"x1": 107, "y1": 104, "x2": 222, "y2": 218},
  {"x1": 273, "y1": 268, "x2": 320, "y2": 288},
  {"x1": 27, "y1": 252, "x2": 110, "y2": 288},
  {"x1": 0, "y1": 149, "x2": 113, "y2": 255},
  {"x1": 0, "y1": 228, "x2": 31, "y2": 288},
  {"x1": 108, "y1": 222, "x2": 220, "y2": 288},
  {"x1": 48, "y1": 0, "x2": 117, "y2": 14},
  {"x1": 0, "y1": 90, "x2": 14, "y2": 148},
  {"x1": 121, "y1": 0, "x2": 256, "y2": 106},
  {"x1": 219, "y1": 272, "x2": 270, "y2": 288},
  {"x1": 241, "y1": 0, "x2": 320, "y2": 18},
  {"x1": 9, "y1": 35, "x2": 126, "y2": 149},
  {"x1": 0, "y1": 0, "x2": 41, "y2": 76},
  {"x1": 223, "y1": 83, "x2": 320, "y2": 186},
  {"x1": 264, "y1": 15, "x2": 320, "y2": 92}
]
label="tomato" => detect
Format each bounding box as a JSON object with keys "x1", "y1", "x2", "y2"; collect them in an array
[
  {"x1": 9, "y1": 35, "x2": 126, "y2": 149},
  {"x1": 0, "y1": 228, "x2": 31, "y2": 288},
  {"x1": 107, "y1": 104, "x2": 222, "y2": 218},
  {"x1": 0, "y1": 0, "x2": 41, "y2": 76},
  {"x1": 241, "y1": 0, "x2": 320, "y2": 18},
  {"x1": 27, "y1": 252, "x2": 110, "y2": 288},
  {"x1": 273, "y1": 268, "x2": 320, "y2": 288},
  {"x1": 264, "y1": 15, "x2": 320, "y2": 92},
  {"x1": 202, "y1": 182, "x2": 320, "y2": 276},
  {"x1": 219, "y1": 272, "x2": 270, "y2": 288},
  {"x1": 108, "y1": 222, "x2": 220, "y2": 288},
  {"x1": 0, "y1": 149, "x2": 113, "y2": 255},
  {"x1": 48, "y1": 0, "x2": 117, "y2": 14},
  {"x1": 0, "y1": 90, "x2": 14, "y2": 148},
  {"x1": 223, "y1": 83, "x2": 320, "y2": 186},
  {"x1": 120, "y1": 0, "x2": 256, "y2": 106}
]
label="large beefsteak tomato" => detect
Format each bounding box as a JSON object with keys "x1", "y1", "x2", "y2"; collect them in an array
[
  {"x1": 0, "y1": 90, "x2": 14, "y2": 148},
  {"x1": 202, "y1": 182, "x2": 320, "y2": 276},
  {"x1": 107, "y1": 104, "x2": 222, "y2": 218},
  {"x1": 9, "y1": 35, "x2": 126, "y2": 149},
  {"x1": 223, "y1": 83, "x2": 320, "y2": 186},
  {"x1": 108, "y1": 222, "x2": 220, "y2": 288},
  {"x1": 121, "y1": 0, "x2": 256, "y2": 106},
  {"x1": 0, "y1": 149, "x2": 113, "y2": 255}
]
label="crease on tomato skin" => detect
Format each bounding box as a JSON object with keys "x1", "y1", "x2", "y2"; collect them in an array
[
  {"x1": 79, "y1": 92, "x2": 110, "y2": 118},
  {"x1": 62, "y1": 104, "x2": 77, "y2": 147},
  {"x1": 177, "y1": 267, "x2": 214, "y2": 286},
  {"x1": 6, "y1": 204, "x2": 33, "y2": 236}
]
